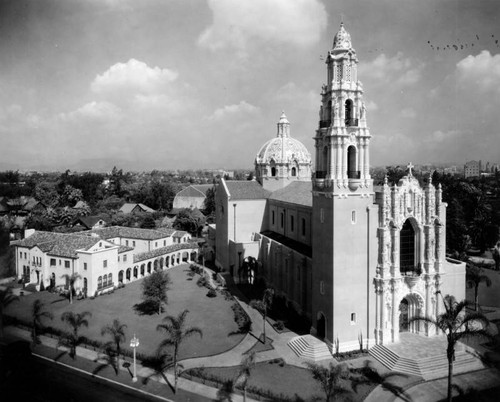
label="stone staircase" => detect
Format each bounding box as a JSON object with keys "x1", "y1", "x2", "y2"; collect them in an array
[
  {"x1": 288, "y1": 335, "x2": 333, "y2": 361},
  {"x1": 369, "y1": 343, "x2": 485, "y2": 380}
]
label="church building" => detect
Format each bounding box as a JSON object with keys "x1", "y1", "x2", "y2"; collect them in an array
[{"x1": 215, "y1": 23, "x2": 465, "y2": 352}]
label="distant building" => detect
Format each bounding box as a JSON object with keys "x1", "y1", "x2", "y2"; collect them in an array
[
  {"x1": 464, "y1": 160, "x2": 481, "y2": 178},
  {"x1": 12, "y1": 226, "x2": 198, "y2": 296},
  {"x1": 172, "y1": 184, "x2": 213, "y2": 210},
  {"x1": 119, "y1": 203, "x2": 155, "y2": 214},
  {"x1": 72, "y1": 216, "x2": 109, "y2": 230}
]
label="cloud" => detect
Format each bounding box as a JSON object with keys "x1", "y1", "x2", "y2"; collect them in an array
[
  {"x1": 456, "y1": 50, "x2": 500, "y2": 96},
  {"x1": 358, "y1": 52, "x2": 423, "y2": 87},
  {"x1": 59, "y1": 101, "x2": 122, "y2": 123},
  {"x1": 198, "y1": 0, "x2": 327, "y2": 54},
  {"x1": 208, "y1": 100, "x2": 260, "y2": 121},
  {"x1": 91, "y1": 59, "x2": 178, "y2": 96}
]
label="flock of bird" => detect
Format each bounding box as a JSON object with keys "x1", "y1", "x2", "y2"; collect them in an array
[{"x1": 427, "y1": 34, "x2": 499, "y2": 51}]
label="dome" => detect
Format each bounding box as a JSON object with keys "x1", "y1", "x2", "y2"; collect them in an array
[
  {"x1": 255, "y1": 112, "x2": 311, "y2": 165},
  {"x1": 332, "y1": 22, "x2": 352, "y2": 51}
]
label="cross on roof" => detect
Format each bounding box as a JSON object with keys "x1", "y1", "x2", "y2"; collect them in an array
[{"x1": 407, "y1": 162, "x2": 414, "y2": 176}]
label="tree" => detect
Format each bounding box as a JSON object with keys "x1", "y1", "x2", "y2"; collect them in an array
[
  {"x1": 59, "y1": 311, "x2": 92, "y2": 359},
  {"x1": 305, "y1": 361, "x2": 351, "y2": 402},
  {"x1": 466, "y1": 263, "x2": 492, "y2": 311},
  {"x1": 60, "y1": 272, "x2": 82, "y2": 305},
  {"x1": 202, "y1": 187, "x2": 216, "y2": 216},
  {"x1": 173, "y1": 209, "x2": 203, "y2": 235},
  {"x1": 101, "y1": 319, "x2": 127, "y2": 369},
  {"x1": 0, "y1": 286, "x2": 19, "y2": 338},
  {"x1": 493, "y1": 242, "x2": 500, "y2": 271},
  {"x1": 142, "y1": 271, "x2": 172, "y2": 315},
  {"x1": 156, "y1": 309, "x2": 202, "y2": 393},
  {"x1": 410, "y1": 294, "x2": 491, "y2": 402},
  {"x1": 31, "y1": 299, "x2": 53, "y2": 345},
  {"x1": 235, "y1": 351, "x2": 256, "y2": 402},
  {"x1": 249, "y1": 288, "x2": 274, "y2": 343}
]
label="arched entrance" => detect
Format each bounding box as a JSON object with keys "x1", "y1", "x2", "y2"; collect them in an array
[
  {"x1": 399, "y1": 294, "x2": 423, "y2": 333},
  {"x1": 118, "y1": 270, "x2": 124, "y2": 284},
  {"x1": 317, "y1": 312, "x2": 326, "y2": 340}
]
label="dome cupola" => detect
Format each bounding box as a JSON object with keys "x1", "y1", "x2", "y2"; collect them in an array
[{"x1": 255, "y1": 112, "x2": 312, "y2": 191}]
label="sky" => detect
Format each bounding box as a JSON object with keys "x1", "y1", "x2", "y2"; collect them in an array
[{"x1": 0, "y1": 0, "x2": 499, "y2": 172}]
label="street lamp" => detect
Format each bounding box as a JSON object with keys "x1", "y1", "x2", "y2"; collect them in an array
[{"x1": 130, "y1": 334, "x2": 140, "y2": 382}]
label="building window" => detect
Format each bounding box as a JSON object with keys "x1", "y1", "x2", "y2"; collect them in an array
[
  {"x1": 320, "y1": 281, "x2": 325, "y2": 295},
  {"x1": 103, "y1": 274, "x2": 107, "y2": 287},
  {"x1": 59, "y1": 260, "x2": 61, "y2": 265},
  {"x1": 291, "y1": 167, "x2": 297, "y2": 176},
  {"x1": 123, "y1": 254, "x2": 127, "y2": 262},
  {"x1": 133, "y1": 241, "x2": 136, "y2": 247},
  {"x1": 272, "y1": 210, "x2": 275, "y2": 225},
  {"x1": 99, "y1": 242, "x2": 102, "y2": 247},
  {"x1": 280, "y1": 212, "x2": 284, "y2": 229},
  {"x1": 164, "y1": 240, "x2": 166, "y2": 246},
  {"x1": 320, "y1": 208, "x2": 324, "y2": 223},
  {"x1": 351, "y1": 313, "x2": 357, "y2": 324},
  {"x1": 84, "y1": 262, "x2": 87, "y2": 270},
  {"x1": 126, "y1": 240, "x2": 129, "y2": 246},
  {"x1": 103, "y1": 260, "x2": 108, "y2": 268},
  {"x1": 301, "y1": 218, "x2": 306, "y2": 236},
  {"x1": 64, "y1": 261, "x2": 70, "y2": 269},
  {"x1": 296, "y1": 266, "x2": 301, "y2": 281},
  {"x1": 108, "y1": 273, "x2": 112, "y2": 286},
  {"x1": 290, "y1": 215, "x2": 294, "y2": 232},
  {"x1": 351, "y1": 210, "x2": 356, "y2": 224},
  {"x1": 271, "y1": 167, "x2": 276, "y2": 177},
  {"x1": 98, "y1": 276, "x2": 102, "y2": 289},
  {"x1": 50, "y1": 258, "x2": 56, "y2": 266}
]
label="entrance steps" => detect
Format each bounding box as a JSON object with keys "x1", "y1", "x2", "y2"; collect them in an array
[
  {"x1": 369, "y1": 340, "x2": 485, "y2": 380},
  {"x1": 288, "y1": 335, "x2": 333, "y2": 361}
]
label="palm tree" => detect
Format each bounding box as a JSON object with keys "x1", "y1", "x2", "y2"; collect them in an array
[
  {"x1": 60, "y1": 272, "x2": 82, "y2": 304},
  {"x1": 410, "y1": 293, "x2": 491, "y2": 402},
  {"x1": 31, "y1": 299, "x2": 53, "y2": 345},
  {"x1": 235, "y1": 351, "x2": 256, "y2": 402},
  {"x1": 101, "y1": 319, "x2": 127, "y2": 369},
  {"x1": 58, "y1": 311, "x2": 92, "y2": 359},
  {"x1": 466, "y1": 262, "x2": 492, "y2": 311},
  {"x1": 249, "y1": 288, "x2": 274, "y2": 343},
  {"x1": 0, "y1": 286, "x2": 19, "y2": 339},
  {"x1": 304, "y1": 361, "x2": 351, "y2": 402},
  {"x1": 156, "y1": 309, "x2": 202, "y2": 393}
]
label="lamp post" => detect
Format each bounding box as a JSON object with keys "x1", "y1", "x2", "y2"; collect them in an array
[{"x1": 130, "y1": 334, "x2": 140, "y2": 382}]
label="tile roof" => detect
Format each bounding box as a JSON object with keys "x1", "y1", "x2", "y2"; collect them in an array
[
  {"x1": 172, "y1": 230, "x2": 188, "y2": 238},
  {"x1": 74, "y1": 216, "x2": 107, "y2": 229},
  {"x1": 269, "y1": 181, "x2": 312, "y2": 207},
  {"x1": 260, "y1": 230, "x2": 312, "y2": 258},
  {"x1": 12, "y1": 231, "x2": 103, "y2": 259},
  {"x1": 134, "y1": 241, "x2": 199, "y2": 263},
  {"x1": 225, "y1": 181, "x2": 271, "y2": 200},
  {"x1": 119, "y1": 203, "x2": 155, "y2": 214},
  {"x1": 89, "y1": 226, "x2": 175, "y2": 241}
]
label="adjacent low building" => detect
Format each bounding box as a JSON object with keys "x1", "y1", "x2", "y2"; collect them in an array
[{"x1": 12, "y1": 226, "x2": 199, "y2": 297}]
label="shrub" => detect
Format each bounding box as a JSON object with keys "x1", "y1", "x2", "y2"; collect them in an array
[
  {"x1": 206, "y1": 289, "x2": 217, "y2": 298},
  {"x1": 274, "y1": 320, "x2": 285, "y2": 331},
  {"x1": 196, "y1": 276, "x2": 208, "y2": 288},
  {"x1": 231, "y1": 303, "x2": 252, "y2": 333}
]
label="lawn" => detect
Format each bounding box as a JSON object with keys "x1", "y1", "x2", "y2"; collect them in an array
[
  {"x1": 183, "y1": 361, "x2": 378, "y2": 401},
  {"x1": 4, "y1": 264, "x2": 245, "y2": 360}
]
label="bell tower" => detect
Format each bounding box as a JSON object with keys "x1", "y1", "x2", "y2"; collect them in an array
[{"x1": 311, "y1": 23, "x2": 377, "y2": 352}]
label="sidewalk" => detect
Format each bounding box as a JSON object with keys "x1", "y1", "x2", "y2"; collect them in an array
[{"x1": 4, "y1": 325, "x2": 258, "y2": 402}]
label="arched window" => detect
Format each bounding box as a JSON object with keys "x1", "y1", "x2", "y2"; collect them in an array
[
  {"x1": 108, "y1": 273, "x2": 112, "y2": 286},
  {"x1": 345, "y1": 99, "x2": 353, "y2": 126},
  {"x1": 291, "y1": 167, "x2": 297, "y2": 177},
  {"x1": 400, "y1": 220, "x2": 417, "y2": 274},
  {"x1": 271, "y1": 167, "x2": 276, "y2": 177},
  {"x1": 103, "y1": 274, "x2": 107, "y2": 287},
  {"x1": 98, "y1": 276, "x2": 102, "y2": 289},
  {"x1": 347, "y1": 146, "x2": 358, "y2": 178}
]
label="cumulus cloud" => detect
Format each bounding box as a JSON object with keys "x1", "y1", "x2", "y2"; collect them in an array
[
  {"x1": 91, "y1": 59, "x2": 178, "y2": 96},
  {"x1": 198, "y1": 0, "x2": 327, "y2": 53},
  {"x1": 358, "y1": 52, "x2": 423, "y2": 87},
  {"x1": 208, "y1": 100, "x2": 260, "y2": 121},
  {"x1": 60, "y1": 101, "x2": 122, "y2": 123},
  {"x1": 456, "y1": 50, "x2": 500, "y2": 95}
]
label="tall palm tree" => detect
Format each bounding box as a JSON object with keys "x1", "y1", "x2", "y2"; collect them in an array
[
  {"x1": 466, "y1": 263, "x2": 492, "y2": 311},
  {"x1": 60, "y1": 272, "x2": 82, "y2": 304},
  {"x1": 156, "y1": 309, "x2": 202, "y2": 393},
  {"x1": 0, "y1": 286, "x2": 19, "y2": 339},
  {"x1": 235, "y1": 351, "x2": 256, "y2": 402},
  {"x1": 101, "y1": 319, "x2": 127, "y2": 368},
  {"x1": 58, "y1": 311, "x2": 92, "y2": 359},
  {"x1": 249, "y1": 288, "x2": 274, "y2": 343},
  {"x1": 410, "y1": 293, "x2": 491, "y2": 402},
  {"x1": 304, "y1": 361, "x2": 351, "y2": 402},
  {"x1": 31, "y1": 299, "x2": 53, "y2": 345}
]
